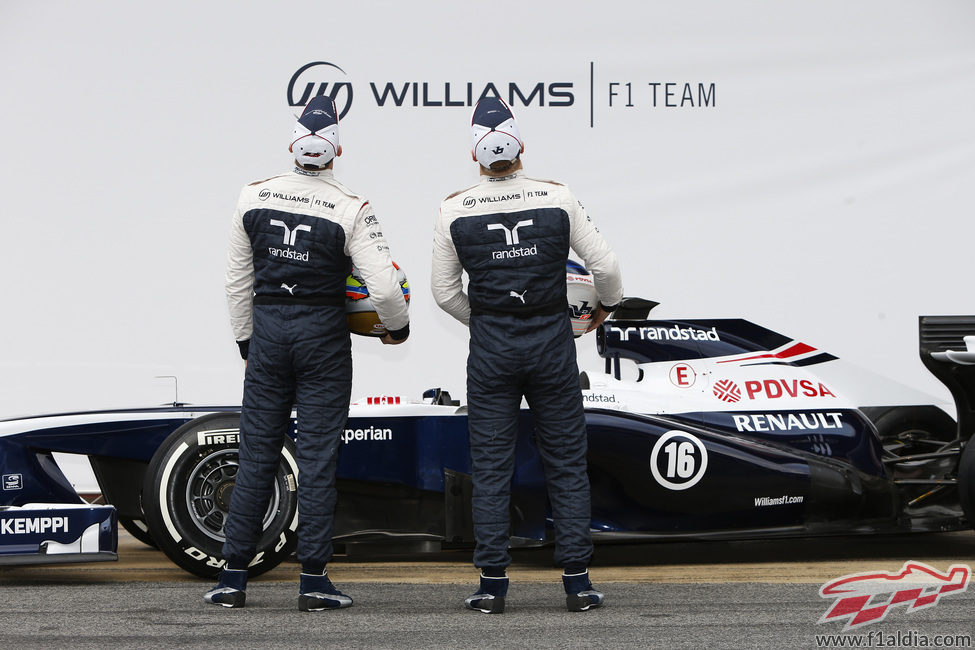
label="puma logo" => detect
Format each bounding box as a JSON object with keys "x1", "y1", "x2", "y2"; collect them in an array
[
  {"x1": 281, "y1": 283, "x2": 297, "y2": 295},
  {"x1": 509, "y1": 290, "x2": 526, "y2": 304}
]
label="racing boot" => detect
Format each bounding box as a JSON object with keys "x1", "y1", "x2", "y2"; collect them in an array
[
  {"x1": 298, "y1": 572, "x2": 353, "y2": 611},
  {"x1": 204, "y1": 568, "x2": 247, "y2": 608},
  {"x1": 464, "y1": 572, "x2": 508, "y2": 614},
  {"x1": 563, "y1": 569, "x2": 604, "y2": 612}
]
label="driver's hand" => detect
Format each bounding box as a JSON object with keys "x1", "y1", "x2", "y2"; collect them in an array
[
  {"x1": 382, "y1": 333, "x2": 407, "y2": 345},
  {"x1": 585, "y1": 306, "x2": 612, "y2": 333}
]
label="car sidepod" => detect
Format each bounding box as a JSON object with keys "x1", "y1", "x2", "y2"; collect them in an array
[
  {"x1": 582, "y1": 407, "x2": 899, "y2": 540},
  {"x1": 333, "y1": 405, "x2": 474, "y2": 545}
]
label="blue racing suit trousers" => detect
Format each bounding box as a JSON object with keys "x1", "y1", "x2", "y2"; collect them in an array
[
  {"x1": 222, "y1": 304, "x2": 351, "y2": 574},
  {"x1": 466, "y1": 311, "x2": 593, "y2": 571}
]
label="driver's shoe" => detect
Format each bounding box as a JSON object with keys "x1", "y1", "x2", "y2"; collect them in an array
[
  {"x1": 298, "y1": 572, "x2": 354, "y2": 611},
  {"x1": 563, "y1": 570, "x2": 604, "y2": 612},
  {"x1": 204, "y1": 568, "x2": 247, "y2": 608},
  {"x1": 465, "y1": 573, "x2": 508, "y2": 614}
]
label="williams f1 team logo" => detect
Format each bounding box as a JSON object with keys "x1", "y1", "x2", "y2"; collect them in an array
[
  {"x1": 818, "y1": 561, "x2": 970, "y2": 629},
  {"x1": 287, "y1": 61, "x2": 354, "y2": 119}
]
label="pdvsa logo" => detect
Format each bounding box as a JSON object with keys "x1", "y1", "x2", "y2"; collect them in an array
[
  {"x1": 712, "y1": 378, "x2": 835, "y2": 402},
  {"x1": 712, "y1": 379, "x2": 741, "y2": 403},
  {"x1": 287, "y1": 61, "x2": 354, "y2": 119}
]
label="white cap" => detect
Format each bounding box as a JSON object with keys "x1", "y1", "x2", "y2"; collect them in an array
[
  {"x1": 471, "y1": 97, "x2": 523, "y2": 168},
  {"x1": 290, "y1": 95, "x2": 339, "y2": 167}
]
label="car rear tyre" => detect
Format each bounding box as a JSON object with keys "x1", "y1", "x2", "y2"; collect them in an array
[
  {"x1": 141, "y1": 413, "x2": 298, "y2": 579},
  {"x1": 870, "y1": 405, "x2": 956, "y2": 455},
  {"x1": 959, "y1": 438, "x2": 975, "y2": 529},
  {"x1": 870, "y1": 406, "x2": 959, "y2": 508}
]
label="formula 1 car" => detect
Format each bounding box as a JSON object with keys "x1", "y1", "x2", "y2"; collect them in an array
[{"x1": 1, "y1": 303, "x2": 974, "y2": 578}]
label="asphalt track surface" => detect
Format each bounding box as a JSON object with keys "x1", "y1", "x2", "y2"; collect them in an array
[{"x1": 1, "y1": 531, "x2": 973, "y2": 649}]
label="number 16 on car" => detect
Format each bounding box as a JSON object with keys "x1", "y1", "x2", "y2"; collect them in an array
[{"x1": 649, "y1": 431, "x2": 709, "y2": 491}]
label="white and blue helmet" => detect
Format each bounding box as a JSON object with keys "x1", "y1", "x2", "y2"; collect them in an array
[
  {"x1": 290, "y1": 95, "x2": 340, "y2": 168},
  {"x1": 345, "y1": 263, "x2": 411, "y2": 337},
  {"x1": 567, "y1": 259, "x2": 598, "y2": 337}
]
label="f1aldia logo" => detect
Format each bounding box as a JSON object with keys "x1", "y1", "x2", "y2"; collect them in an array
[{"x1": 818, "y1": 561, "x2": 970, "y2": 629}]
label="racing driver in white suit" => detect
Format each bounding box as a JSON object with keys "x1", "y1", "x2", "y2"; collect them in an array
[
  {"x1": 431, "y1": 97, "x2": 623, "y2": 613},
  {"x1": 207, "y1": 95, "x2": 409, "y2": 611}
]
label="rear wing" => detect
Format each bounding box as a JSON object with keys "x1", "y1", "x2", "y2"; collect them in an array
[{"x1": 919, "y1": 315, "x2": 975, "y2": 444}]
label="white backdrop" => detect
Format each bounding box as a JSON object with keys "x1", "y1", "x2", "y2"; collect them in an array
[{"x1": 1, "y1": 1, "x2": 974, "y2": 419}]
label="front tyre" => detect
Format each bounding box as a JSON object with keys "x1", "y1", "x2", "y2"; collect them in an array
[
  {"x1": 141, "y1": 413, "x2": 298, "y2": 579},
  {"x1": 118, "y1": 516, "x2": 157, "y2": 549}
]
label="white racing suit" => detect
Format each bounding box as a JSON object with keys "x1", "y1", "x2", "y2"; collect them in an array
[
  {"x1": 431, "y1": 169, "x2": 623, "y2": 571},
  {"x1": 224, "y1": 166, "x2": 409, "y2": 573}
]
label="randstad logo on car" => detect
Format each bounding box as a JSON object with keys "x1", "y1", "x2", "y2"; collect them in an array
[
  {"x1": 609, "y1": 325, "x2": 720, "y2": 343},
  {"x1": 818, "y1": 561, "x2": 971, "y2": 629}
]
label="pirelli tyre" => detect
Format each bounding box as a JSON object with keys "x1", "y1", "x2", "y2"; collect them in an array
[
  {"x1": 118, "y1": 516, "x2": 157, "y2": 549},
  {"x1": 866, "y1": 405, "x2": 957, "y2": 452},
  {"x1": 960, "y1": 438, "x2": 975, "y2": 529},
  {"x1": 141, "y1": 413, "x2": 298, "y2": 579}
]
